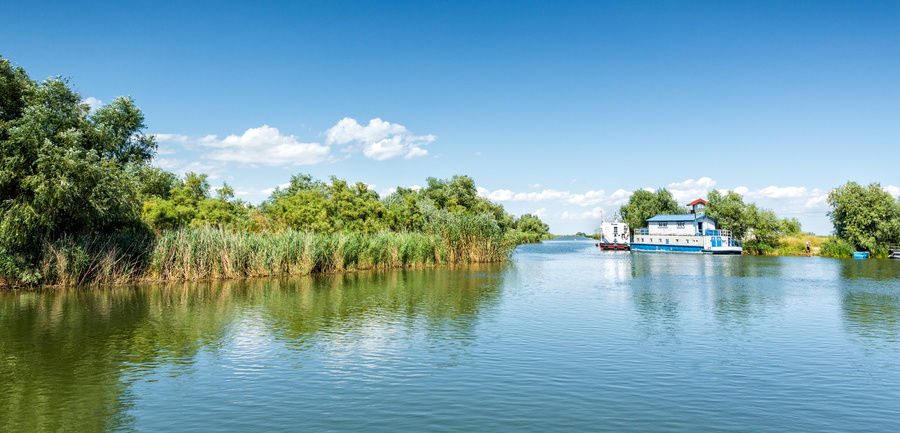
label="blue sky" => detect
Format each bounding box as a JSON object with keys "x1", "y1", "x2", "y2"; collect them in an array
[{"x1": 4, "y1": 0, "x2": 898, "y2": 234}]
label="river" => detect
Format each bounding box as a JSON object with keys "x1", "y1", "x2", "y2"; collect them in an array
[{"x1": 2, "y1": 238, "x2": 898, "y2": 432}]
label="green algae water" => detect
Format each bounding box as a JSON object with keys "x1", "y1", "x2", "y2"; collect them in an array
[{"x1": 2, "y1": 238, "x2": 899, "y2": 432}]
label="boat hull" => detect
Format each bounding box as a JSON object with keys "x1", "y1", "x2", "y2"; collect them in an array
[
  {"x1": 599, "y1": 243, "x2": 630, "y2": 251},
  {"x1": 631, "y1": 243, "x2": 703, "y2": 253},
  {"x1": 631, "y1": 234, "x2": 743, "y2": 255}
]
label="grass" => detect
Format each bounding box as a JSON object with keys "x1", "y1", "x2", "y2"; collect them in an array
[{"x1": 770, "y1": 235, "x2": 830, "y2": 256}]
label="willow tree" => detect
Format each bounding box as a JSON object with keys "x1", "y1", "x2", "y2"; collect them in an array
[
  {"x1": 0, "y1": 56, "x2": 156, "y2": 283},
  {"x1": 619, "y1": 188, "x2": 684, "y2": 230}
]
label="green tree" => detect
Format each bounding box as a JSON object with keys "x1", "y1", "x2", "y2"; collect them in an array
[
  {"x1": 89, "y1": 96, "x2": 157, "y2": 165},
  {"x1": 326, "y1": 178, "x2": 386, "y2": 233},
  {"x1": 271, "y1": 189, "x2": 332, "y2": 232},
  {"x1": 619, "y1": 188, "x2": 684, "y2": 230},
  {"x1": 745, "y1": 205, "x2": 782, "y2": 246},
  {"x1": 706, "y1": 190, "x2": 750, "y2": 238},
  {"x1": 0, "y1": 57, "x2": 154, "y2": 281},
  {"x1": 382, "y1": 187, "x2": 427, "y2": 231},
  {"x1": 142, "y1": 173, "x2": 250, "y2": 231},
  {"x1": 780, "y1": 217, "x2": 802, "y2": 237},
  {"x1": 515, "y1": 213, "x2": 549, "y2": 236},
  {"x1": 706, "y1": 190, "x2": 804, "y2": 251},
  {"x1": 130, "y1": 164, "x2": 180, "y2": 201},
  {"x1": 828, "y1": 181, "x2": 900, "y2": 252}
]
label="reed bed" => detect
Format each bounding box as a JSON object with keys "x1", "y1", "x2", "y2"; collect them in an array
[
  {"x1": 39, "y1": 234, "x2": 151, "y2": 286},
  {"x1": 31, "y1": 218, "x2": 515, "y2": 287}
]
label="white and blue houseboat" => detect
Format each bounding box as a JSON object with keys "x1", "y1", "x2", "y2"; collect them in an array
[{"x1": 631, "y1": 199, "x2": 742, "y2": 254}]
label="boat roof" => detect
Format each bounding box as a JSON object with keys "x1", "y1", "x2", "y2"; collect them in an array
[{"x1": 646, "y1": 214, "x2": 717, "y2": 222}]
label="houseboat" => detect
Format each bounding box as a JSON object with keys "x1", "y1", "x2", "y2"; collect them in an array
[
  {"x1": 598, "y1": 216, "x2": 630, "y2": 250},
  {"x1": 631, "y1": 199, "x2": 743, "y2": 254}
]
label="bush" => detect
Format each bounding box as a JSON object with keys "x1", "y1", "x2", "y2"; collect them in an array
[
  {"x1": 743, "y1": 240, "x2": 775, "y2": 255},
  {"x1": 820, "y1": 239, "x2": 854, "y2": 258}
]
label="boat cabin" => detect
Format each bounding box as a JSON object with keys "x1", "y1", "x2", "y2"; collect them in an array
[
  {"x1": 645, "y1": 199, "x2": 717, "y2": 236},
  {"x1": 645, "y1": 214, "x2": 717, "y2": 236}
]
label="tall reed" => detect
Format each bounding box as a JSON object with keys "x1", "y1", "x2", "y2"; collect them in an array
[
  {"x1": 146, "y1": 226, "x2": 510, "y2": 281},
  {"x1": 18, "y1": 214, "x2": 518, "y2": 288},
  {"x1": 39, "y1": 234, "x2": 151, "y2": 286}
]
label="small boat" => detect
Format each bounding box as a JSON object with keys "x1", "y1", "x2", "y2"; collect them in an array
[
  {"x1": 630, "y1": 199, "x2": 743, "y2": 255},
  {"x1": 889, "y1": 244, "x2": 900, "y2": 259},
  {"x1": 853, "y1": 251, "x2": 869, "y2": 259},
  {"x1": 598, "y1": 216, "x2": 630, "y2": 251}
]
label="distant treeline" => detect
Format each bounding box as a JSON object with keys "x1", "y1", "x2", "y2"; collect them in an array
[{"x1": 0, "y1": 56, "x2": 548, "y2": 288}]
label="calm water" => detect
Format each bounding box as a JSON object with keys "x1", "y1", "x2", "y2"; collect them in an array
[{"x1": 2, "y1": 238, "x2": 899, "y2": 432}]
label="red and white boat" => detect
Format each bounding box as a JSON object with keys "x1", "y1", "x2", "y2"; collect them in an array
[{"x1": 598, "y1": 217, "x2": 630, "y2": 250}]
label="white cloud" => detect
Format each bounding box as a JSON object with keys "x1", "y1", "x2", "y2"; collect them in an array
[
  {"x1": 561, "y1": 207, "x2": 606, "y2": 220},
  {"x1": 152, "y1": 158, "x2": 226, "y2": 179},
  {"x1": 747, "y1": 185, "x2": 809, "y2": 199},
  {"x1": 804, "y1": 194, "x2": 828, "y2": 210},
  {"x1": 667, "y1": 177, "x2": 717, "y2": 202},
  {"x1": 668, "y1": 177, "x2": 716, "y2": 190},
  {"x1": 534, "y1": 208, "x2": 547, "y2": 219},
  {"x1": 885, "y1": 185, "x2": 900, "y2": 198},
  {"x1": 154, "y1": 117, "x2": 434, "y2": 166},
  {"x1": 404, "y1": 145, "x2": 429, "y2": 159},
  {"x1": 609, "y1": 189, "x2": 630, "y2": 205},
  {"x1": 325, "y1": 117, "x2": 435, "y2": 161},
  {"x1": 155, "y1": 126, "x2": 331, "y2": 166},
  {"x1": 261, "y1": 182, "x2": 292, "y2": 196},
  {"x1": 476, "y1": 187, "x2": 606, "y2": 207},
  {"x1": 209, "y1": 125, "x2": 330, "y2": 165},
  {"x1": 529, "y1": 183, "x2": 541, "y2": 189},
  {"x1": 153, "y1": 133, "x2": 191, "y2": 144},
  {"x1": 568, "y1": 190, "x2": 606, "y2": 206},
  {"x1": 83, "y1": 97, "x2": 103, "y2": 111}
]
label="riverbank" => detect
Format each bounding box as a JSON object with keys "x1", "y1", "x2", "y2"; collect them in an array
[
  {"x1": 3, "y1": 226, "x2": 519, "y2": 290},
  {"x1": 744, "y1": 235, "x2": 895, "y2": 258}
]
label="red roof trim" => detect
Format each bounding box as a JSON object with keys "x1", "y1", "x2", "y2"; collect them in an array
[{"x1": 687, "y1": 198, "x2": 707, "y2": 206}]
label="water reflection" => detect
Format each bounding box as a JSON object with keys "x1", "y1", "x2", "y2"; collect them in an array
[
  {"x1": 630, "y1": 275, "x2": 684, "y2": 345},
  {"x1": 837, "y1": 259, "x2": 900, "y2": 348},
  {"x1": 628, "y1": 254, "x2": 795, "y2": 340},
  {"x1": 0, "y1": 264, "x2": 506, "y2": 432}
]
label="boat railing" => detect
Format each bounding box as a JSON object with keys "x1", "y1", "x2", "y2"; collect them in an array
[{"x1": 703, "y1": 229, "x2": 732, "y2": 238}]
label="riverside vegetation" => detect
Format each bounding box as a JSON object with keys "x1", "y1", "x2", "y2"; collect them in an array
[
  {"x1": 0, "y1": 56, "x2": 548, "y2": 288},
  {"x1": 617, "y1": 184, "x2": 900, "y2": 258},
  {"x1": 2, "y1": 57, "x2": 897, "y2": 288}
]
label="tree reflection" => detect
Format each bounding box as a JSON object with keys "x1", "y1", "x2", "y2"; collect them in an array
[
  {"x1": 836, "y1": 259, "x2": 900, "y2": 347},
  {"x1": 0, "y1": 264, "x2": 506, "y2": 432}
]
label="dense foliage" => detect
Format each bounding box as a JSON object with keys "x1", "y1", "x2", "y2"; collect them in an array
[
  {"x1": 0, "y1": 55, "x2": 548, "y2": 287},
  {"x1": 0, "y1": 56, "x2": 155, "y2": 283},
  {"x1": 827, "y1": 181, "x2": 900, "y2": 255},
  {"x1": 705, "y1": 190, "x2": 802, "y2": 252},
  {"x1": 618, "y1": 188, "x2": 683, "y2": 230}
]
